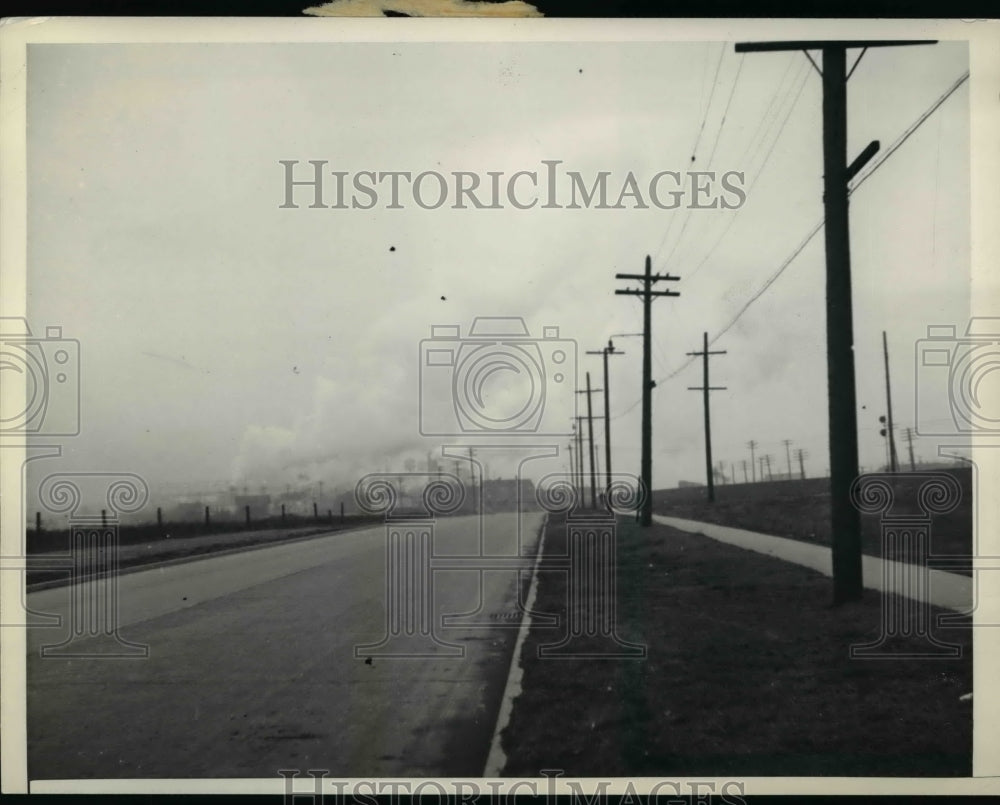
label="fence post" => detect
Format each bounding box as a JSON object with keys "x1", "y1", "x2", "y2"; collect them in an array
[
  {"x1": 205, "y1": 505, "x2": 211, "y2": 527},
  {"x1": 101, "y1": 509, "x2": 107, "y2": 528},
  {"x1": 281, "y1": 503, "x2": 286, "y2": 523},
  {"x1": 157, "y1": 507, "x2": 162, "y2": 528},
  {"x1": 340, "y1": 502, "x2": 345, "y2": 523},
  {"x1": 313, "y1": 501, "x2": 318, "y2": 520},
  {"x1": 244, "y1": 505, "x2": 250, "y2": 526},
  {"x1": 35, "y1": 511, "x2": 41, "y2": 532}
]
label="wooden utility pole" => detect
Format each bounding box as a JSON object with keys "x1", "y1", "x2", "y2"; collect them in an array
[
  {"x1": 616, "y1": 255, "x2": 680, "y2": 526},
  {"x1": 587, "y1": 339, "x2": 625, "y2": 506},
  {"x1": 747, "y1": 440, "x2": 758, "y2": 482},
  {"x1": 686, "y1": 332, "x2": 727, "y2": 502},
  {"x1": 795, "y1": 448, "x2": 808, "y2": 480},
  {"x1": 574, "y1": 416, "x2": 586, "y2": 500},
  {"x1": 882, "y1": 330, "x2": 899, "y2": 473},
  {"x1": 783, "y1": 439, "x2": 793, "y2": 480},
  {"x1": 576, "y1": 373, "x2": 603, "y2": 510},
  {"x1": 741, "y1": 460, "x2": 749, "y2": 483},
  {"x1": 905, "y1": 426, "x2": 916, "y2": 471},
  {"x1": 735, "y1": 39, "x2": 935, "y2": 603}
]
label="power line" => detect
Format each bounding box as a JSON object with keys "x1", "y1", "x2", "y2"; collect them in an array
[
  {"x1": 657, "y1": 53, "x2": 747, "y2": 270},
  {"x1": 682, "y1": 62, "x2": 812, "y2": 283},
  {"x1": 849, "y1": 70, "x2": 969, "y2": 194},
  {"x1": 675, "y1": 67, "x2": 968, "y2": 371},
  {"x1": 611, "y1": 66, "x2": 968, "y2": 421},
  {"x1": 705, "y1": 53, "x2": 747, "y2": 170}
]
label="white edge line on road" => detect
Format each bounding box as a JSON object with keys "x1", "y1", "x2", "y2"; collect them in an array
[{"x1": 482, "y1": 513, "x2": 548, "y2": 778}]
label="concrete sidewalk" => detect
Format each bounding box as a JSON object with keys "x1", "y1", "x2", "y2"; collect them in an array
[{"x1": 653, "y1": 514, "x2": 972, "y2": 613}]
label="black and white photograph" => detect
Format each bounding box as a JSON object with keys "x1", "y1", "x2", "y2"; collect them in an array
[{"x1": 1, "y1": 17, "x2": 998, "y2": 798}]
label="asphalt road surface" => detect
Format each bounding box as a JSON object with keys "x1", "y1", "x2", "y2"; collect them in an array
[{"x1": 26, "y1": 512, "x2": 544, "y2": 779}]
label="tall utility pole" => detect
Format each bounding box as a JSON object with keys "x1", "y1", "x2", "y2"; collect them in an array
[
  {"x1": 576, "y1": 373, "x2": 602, "y2": 510},
  {"x1": 468, "y1": 446, "x2": 479, "y2": 514},
  {"x1": 905, "y1": 426, "x2": 916, "y2": 471},
  {"x1": 574, "y1": 416, "x2": 586, "y2": 499},
  {"x1": 615, "y1": 255, "x2": 681, "y2": 526},
  {"x1": 568, "y1": 440, "x2": 575, "y2": 487},
  {"x1": 587, "y1": 339, "x2": 625, "y2": 507},
  {"x1": 741, "y1": 460, "x2": 749, "y2": 483},
  {"x1": 882, "y1": 330, "x2": 899, "y2": 473},
  {"x1": 782, "y1": 439, "x2": 793, "y2": 480},
  {"x1": 686, "y1": 332, "x2": 727, "y2": 503},
  {"x1": 763, "y1": 454, "x2": 774, "y2": 481},
  {"x1": 795, "y1": 448, "x2": 808, "y2": 480},
  {"x1": 735, "y1": 39, "x2": 936, "y2": 604},
  {"x1": 747, "y1": 440, "x2": 758, "y2": 483}
]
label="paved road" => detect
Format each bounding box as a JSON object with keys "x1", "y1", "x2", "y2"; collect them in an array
[{"x1": 26, "y1": 512, "x2": 544, "y2": 779}]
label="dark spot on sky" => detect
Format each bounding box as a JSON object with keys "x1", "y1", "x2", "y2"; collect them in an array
[
  {"x1": 292, "y1": 366, "x2": 299, "y2": 374},
  {"x1": 441, "y1": 295, "x2": 447, "y2": 301},
  {"x1": 579, "y1": 68, "x2": 583, "y2": 74},
  {"x1": 389, "y1": 246, "x2": 396, "y2": 252}
]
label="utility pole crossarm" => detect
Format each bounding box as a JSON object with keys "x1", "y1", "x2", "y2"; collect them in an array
[
  {"x1": 615, "y1": 289, "x2": 680, "y2": 298},
  {"x1": 734, "y1": 40, "x2": 936, "y2": 53}
]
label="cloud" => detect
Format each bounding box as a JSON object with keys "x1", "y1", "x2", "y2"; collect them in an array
[{"x1": 304, "y1": 0, "x2": 541, "y2": 16}]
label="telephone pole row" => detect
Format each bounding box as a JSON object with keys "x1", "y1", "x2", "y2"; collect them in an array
[{"x1": 587, "y1": 339, "x2": 625, "y2": 507}]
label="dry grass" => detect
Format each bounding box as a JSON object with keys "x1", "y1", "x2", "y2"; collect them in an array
[{"x1": 501, "y1": 515, "x2": 972, "y2": 777}]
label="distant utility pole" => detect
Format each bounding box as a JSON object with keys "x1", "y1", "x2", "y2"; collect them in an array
[
  {"x1": 763, "y1": 454, "x2": 774, "y2": 481},
  {"x1": 905, "y1": 426, "x2": 916, "y2": 472},
  {"x1": 568, "y1": 440, "x2": 575, "y2": 488},
  {"x1": 783, "y1": 439, "x2": 793, "y2": 480},
  {"x1": 741, "y1": 459, "x2": 749, "y2": 483},
  {"x1": 687, "y1": 332, "x2": 727, "y2": 502},
  {"x1": 468, "y1": 446, "x2": 479, "y2": 513},
  {"x1": 795, "y1": 448, "x2": 808, "y2": 480},
  {"x1": 587, "y1": 339, "x2": 625, "y2": 506},
  {"x1": 575, "y1": 415, "x2": 587, "y2": 501},
  {"x1": 576, "y1": 373, "x2": 602, "y2": 510},
  {"x1": 735, "y1": 38, "x2": 936, "y2": 604},
  {"x1": 882, "y1": 330, "x2": 899, "y2": 473},
  {"x1": 615, "y1": 255, "x2": 680, "y2": 526},
  {"x1": 747, "y1": 440, "x2": 758, "y2": 483}
]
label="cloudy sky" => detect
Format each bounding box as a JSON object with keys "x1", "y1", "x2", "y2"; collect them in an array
[{"x1": 23, "y1": 35, "x2": 970, "y2": 509}]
